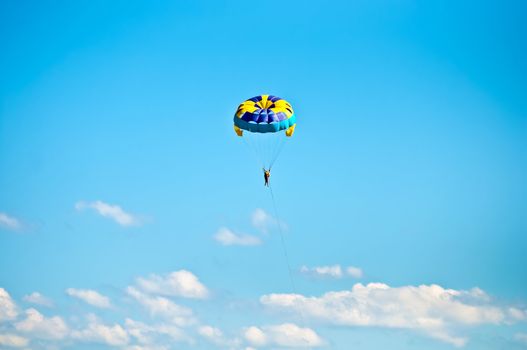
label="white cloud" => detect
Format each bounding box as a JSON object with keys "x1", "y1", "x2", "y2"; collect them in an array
[
  {"x1": 214, "y1": 227, "x2": 261, "y2": 246},
  {"x1": 154, "y1": 324, "x2": 192, "y2": 344},
  {"x1": 346, "y1": 266, "x2": 363, "y2": 278},
  {"x1": 244, "y1": 323, "x2": 324, "y2": 348},
  {"x1": 300, "y1": 265, "x2": 343, "y2": 278},
  {"x1": 66, "y1": 288, "x2": 111, "y2": 308},
  {"x1": 72, "y1": 314, "x2": 129, "y2": 346},
  {"x1": 0, "y1": 333, "x2": 29, "y2": 348},
  {"x1": 198, "y1": 325, "x2": 240, "y2": 347},
  {"x1": 0, "y1": 288, "x2": 18, "y2": 321},
  {"x1": 198, "y1": 325, "x2": 223, "y2": 343},
  {"x1": 251, "y1": 208, "x2": 284, "y2": 233},
  {"x1": 23, "y1": 292, "x2": 53, "y2": 307},
  {"x1": 261, "y1": 283, "x2": 526, "y2": 347},
  {"x1": 0, "y1": 212, "x2": 21, "y2": 230},
  {"x1": 125, "y1": 318, "x2": 156, "y2": 345},
  {"x1": 122, "y1": 344, "x2": 173, "y2": 350},
  {"x1": 71, "y1": 318, "x2": 190, "y2": 350},
  {"x1": 126, "y1": 319, "x2": 157, "y2": 346},
  {"x1": 123, "y1": 346, "x2": 169, "y2": 350},
  {"x1": 125, "y1": 318, "x2": 190, "y2": 346},
  {"x1": 136, "y1": 270, "x2": 209, "y2": 299},
  {"x1": 75, "y1": 200, "x2": 141, "y2": 226},
  {"x1": 126, "y1": 287, "x2": 195, "y2": 326},
  {"x1": 15, "y1": 308, "x2": 68, "y2": 340},
  {"x1": 121, "y1": 345, "x2": 170, "y2": 350},
  {"x1": 244, "y1": 326, "x2": 267, "y2": 347},
  {"x1": 300, "y1": 265, "x2": 363, "y2": 279},
  {"x1": 508, "y1": 307, "x2": 527, "y2": 322}
]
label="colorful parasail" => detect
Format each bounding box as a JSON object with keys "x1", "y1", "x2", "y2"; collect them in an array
[
  {"x1": 233, "y1": 95, "x2": 296, "y2": 137},
  {"x1": 233, "y1": 94, "x2": 296, "y2": 171}
]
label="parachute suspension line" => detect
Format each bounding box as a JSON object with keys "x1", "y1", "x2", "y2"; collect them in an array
[
  {"x1": 269, "y1": 136, "x2": 287, "y2": 169},
  {"x1": 242, "y1": 130, "x2": 288, "y2": 170},
  {"x1": 268, "y1": 185, "x2": 297, "y2": 294},
  {"x1": 242, "y1": 135, "x2": 265, "y2": 169},
  {"x1": 259, "y1": 134, "x2": 267, "y2": 168},
  {"x1": 268, "y1": 133, "x2": 279, "y2": 168},
  {"x1": 255, "y1": 134, "x2": 266, "y2": 168}
]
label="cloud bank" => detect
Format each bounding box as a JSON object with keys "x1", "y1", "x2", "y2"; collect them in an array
[
  {"x1": 261, "y1": 283, "x2": 526, "y2": 347},
  {"x1": 2, "y1": 272, "x2": 525, "y2": 349}
]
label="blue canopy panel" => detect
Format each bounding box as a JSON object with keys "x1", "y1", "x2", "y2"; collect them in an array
[{"x1": 234, "y1": 114, "x2": 296, "y2": 133}]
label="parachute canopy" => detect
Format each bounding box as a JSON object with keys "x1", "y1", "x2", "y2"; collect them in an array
[{"x1": 234, "y1": 95, "x2": 296, "y2": 137}]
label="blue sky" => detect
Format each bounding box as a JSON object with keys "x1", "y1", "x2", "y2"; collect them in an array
[{"x1": 1, "y1": 0, "x2": 526, "y2": 349}]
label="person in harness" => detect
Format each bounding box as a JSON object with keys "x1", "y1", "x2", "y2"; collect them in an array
[{"x1": 263, "y1": 168, "x2": 271, "y2": 187}]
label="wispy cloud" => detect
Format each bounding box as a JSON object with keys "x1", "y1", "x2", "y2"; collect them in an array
[
  {"x1": 213, "y1": 209, "x2": 284, "y2": 247},
  {"x1": 135, "y1": 270, "x2": 209, "y2": 299},
  {"x1": 75, "y1": 200, "x2": 142, "y2": 226},
  {"x1": 71, "y1": 314, "x2": 129, "y2": 346},
  {"x1": 346, "y1": 266, "x2": 363, "y2": 278},
  {"x1": 251, "y1": 208, "x2": 285, "y2": 233},
  {"x1": 261, "y1": 283, "x2": 526, "y2": 347},
  {"x1": 125, "y1": 318, "x2": 191, "y2": 346},
  {"x1": 0, "y1": 212, "x2": 21, "y2": 231},
  {"x1": 0, "y1": 333, "x2": 29, "y2": 348},
  {"x1": 515, "y1": 332, "x2": 527, "y2": 345},
  {"x1": 126, "y1": 287, "x2": 196, "y2": 326},
  {"x1": 15, "y1": 308, "x2": 68, "y2": 340},
  {"x1": 300, "y1": 264, "x2": 363, "y2": 279},
  {"x1": 198, "y1": 325, "x2": 240, "y2": 347},
  {"x1": 198, "y1": 325, "x2": 224, "y2": 345},
  {"x1": 214, "y1": 227, "x2": 261, "y2": 246},
  {"x1": 66, "y1": 288, "x2": 111, "y2": 308},
  {"x1": 23, "y1": 292, "x2": 53, "y2": 307},
  {"x1": 244, "y1": 323, "x2": 324, "y2": 348},
  {"x1": 300, "y1": 264, "x2": 343, "y2": 278}
]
